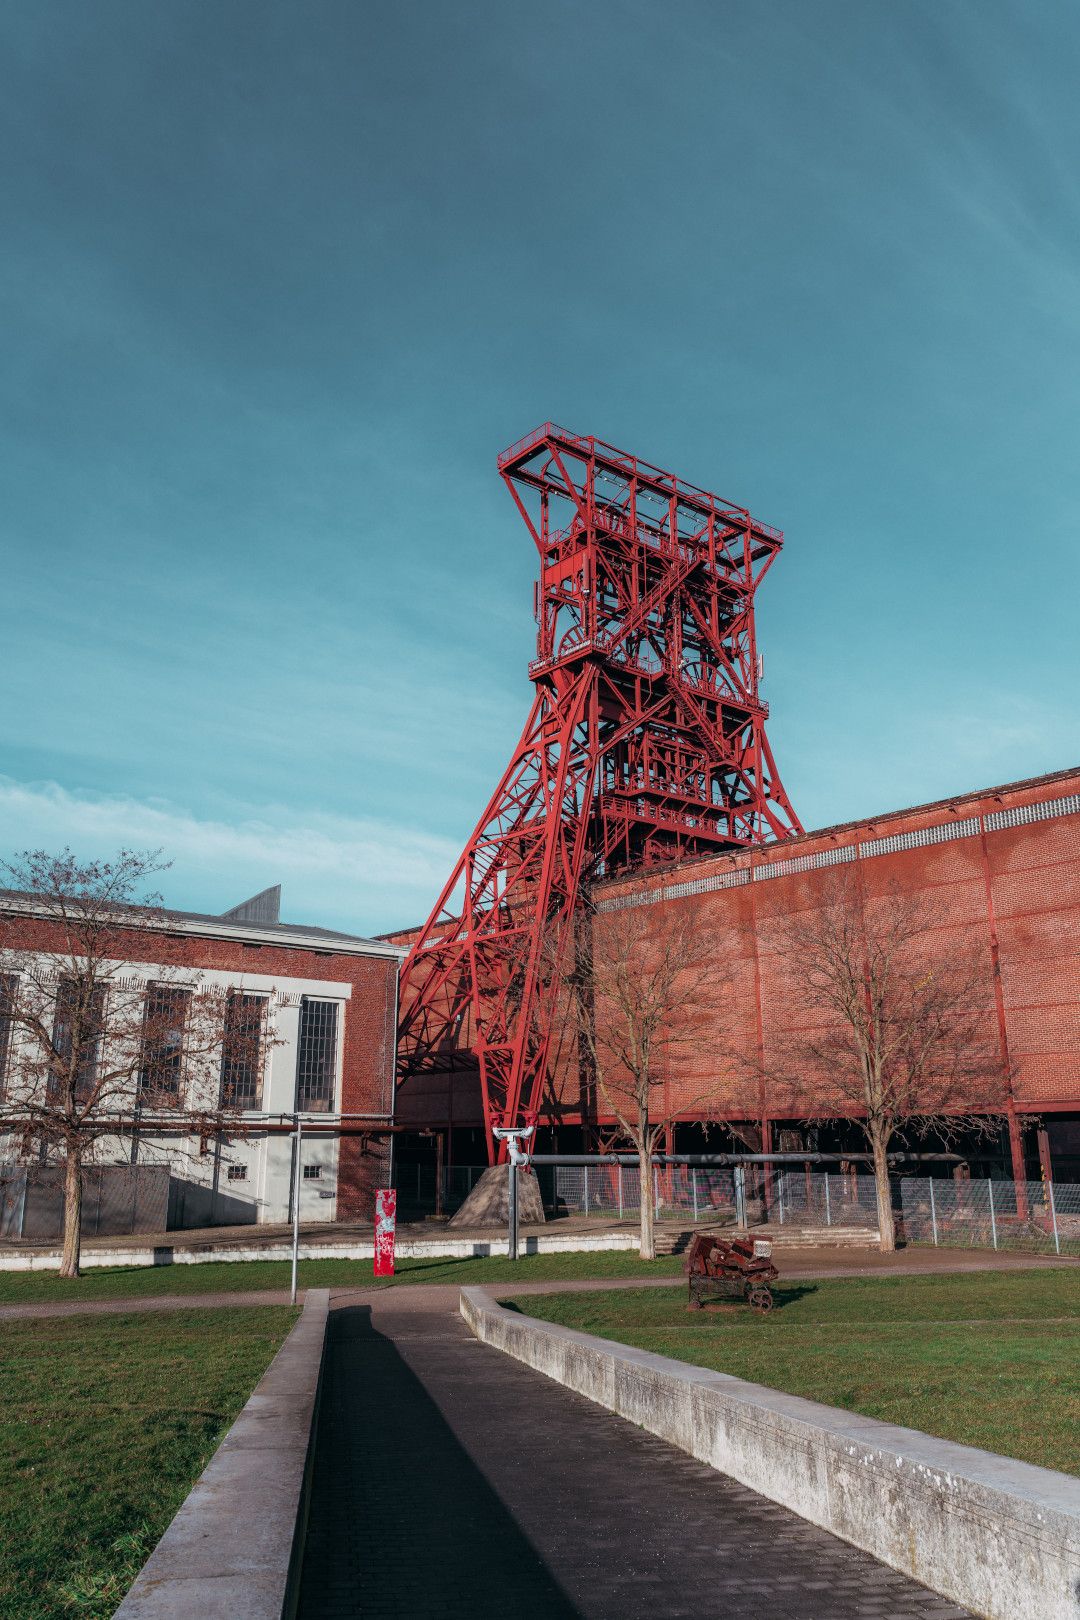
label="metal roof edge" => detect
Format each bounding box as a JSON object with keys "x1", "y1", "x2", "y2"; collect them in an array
[
  {"x1": 0, "y1": 893, "x2": 407, "y2": 960},
  {"x1": 590, "y1": 762, "x2": 1080, "y2": 894}
]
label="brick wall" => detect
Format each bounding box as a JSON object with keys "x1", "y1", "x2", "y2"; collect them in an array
[
  {"x1": 0, "y1": 912, "x2": 400, "y2": 1119},
  {"x1": 392, "y1": 767, "x2": 1080, "y2": 1146}
]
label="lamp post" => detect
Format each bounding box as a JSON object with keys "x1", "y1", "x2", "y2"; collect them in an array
[
  {"x1": 492, "y1": 1125, "x2": 535, "y2": 1260},
  {"x1": 290, "y1": 1114, "x2": 303, "y2": 1306}
]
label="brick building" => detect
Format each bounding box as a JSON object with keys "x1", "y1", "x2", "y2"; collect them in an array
[
  {"x1": 0, "y1": 884, "x2": 404, "y2": 1228},
  {"x1": 390, "y1": 766, "x2": 1080, "y2": 1183}
]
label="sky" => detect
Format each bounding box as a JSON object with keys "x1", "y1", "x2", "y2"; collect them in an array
[{"x1": 1, "y1": 0, "x2": 1079, "y2": 936}]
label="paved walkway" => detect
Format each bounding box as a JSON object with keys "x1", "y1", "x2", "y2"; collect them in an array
[
  {"x1": 296, "y1": 1288, "x2": 969, "y2": 1619},
  {"x1": 1, "y1": 1245, "x2": 1071, "y2": 1320}
]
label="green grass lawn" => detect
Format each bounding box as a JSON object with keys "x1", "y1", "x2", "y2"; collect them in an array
[
  {"x1": 515, "y1": 1270, "x2": 1080, "y2": 1476},
  {"x1": 0, "y1": 1248, "x2": 684, "y2": 1304},
  {"x1": 0, "y1": 1307, "x2": 297, "y2": 1620}
]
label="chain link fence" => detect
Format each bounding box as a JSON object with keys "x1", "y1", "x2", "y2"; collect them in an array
[
  {"x1": 555, "y1": 1164, "x2": 737, "y2": 1222},
  {"x1": 391, "y1": 1160, "x2": 1080, "y2": 1255},
  {"x1": 899, "y1": 1176, "x2": 1079, "y2": 1256},
  {"x1": 552, "y1": 1165, "x2": 881, "y2": 1228},
  {"x1": 768, "y1": 1168, "x2": 880, "y2": 1227},
  {"x1": 391, "y1": 1162, "x2": 489, "y2": 1218}
]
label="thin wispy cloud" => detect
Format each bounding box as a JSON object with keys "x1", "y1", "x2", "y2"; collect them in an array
[{"x1": 0, "y1": 776, "x2": 460, "y2": 936}]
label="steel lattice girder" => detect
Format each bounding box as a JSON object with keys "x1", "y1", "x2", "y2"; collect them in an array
[{"x1": 398, "y1": 425, "x2": 803, "y2": 1158}]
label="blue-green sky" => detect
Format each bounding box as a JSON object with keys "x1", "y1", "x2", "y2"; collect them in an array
[{"x1": 2, "y1": 1, "x2": 1078, "y2": 934}]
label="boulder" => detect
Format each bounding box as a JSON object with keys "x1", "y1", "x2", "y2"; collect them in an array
[{"x1": 447, "y1": 1164, "x2": 546, "y2": 1229}]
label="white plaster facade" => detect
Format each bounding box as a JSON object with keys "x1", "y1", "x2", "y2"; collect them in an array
[{"x1": 0, "y1": 902, "x2": 406, "y2": 1231}]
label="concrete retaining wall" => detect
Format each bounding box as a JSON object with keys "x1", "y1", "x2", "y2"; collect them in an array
[
  {"x1": 114, "y1": 1288, "x2": 330, "y2": 1618},
  {"x1": 461, "y1": 1285, "x2": 1080, "y2": 1620}
]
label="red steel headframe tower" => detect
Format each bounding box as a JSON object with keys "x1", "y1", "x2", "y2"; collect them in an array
[{"x1": 398, "y1": 425, "x2": 802, "y2": 1158}]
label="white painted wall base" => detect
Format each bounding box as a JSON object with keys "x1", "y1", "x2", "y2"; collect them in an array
[{"x1": 0, "y1": 1229, "x2": 641, "y2": 1271}]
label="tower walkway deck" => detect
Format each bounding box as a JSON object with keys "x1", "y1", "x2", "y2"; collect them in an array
[{"x1": 296, "y1": 1286, "x2": 968, "y2": 1620}]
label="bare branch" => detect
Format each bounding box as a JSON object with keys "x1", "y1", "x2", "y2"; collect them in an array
[
  {"x1": 549, "y1": 898, "x2": 730, "y2": 1257},
  {"x1": 0, "y1": 849, "x2": 280, "y2": 1276},
  {"x1": 769, "y1": 871, "x2": 1011, "y2": 1249}
]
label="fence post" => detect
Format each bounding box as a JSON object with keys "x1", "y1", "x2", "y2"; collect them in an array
[
  {"x1": 618, "y1": 1165, "x2": 623, "y2": 1220},
  {"x1": 584, "y1": 1166, "x2": 589, "y2": 1218},
  {"x1": 929, "y1": 1177, "x2": 938, "y2": 1246},
  {"x1": 692, "y1": 1167, "x2": 698, "y2": 1223},
  {"x1": 1048, "y1": 1179, "x2": 1061, "y2": 1255},
  {"x1": 734, "y1": 1165, "x2": 746, "y2": 1229},
  {"x1": 988, "y1": 1178, "x2": 998, "y2": 1251},
  {"x1": 824, "y1": 1171, "x2": 831, "y2": 1227},
  {"x1": 777, "y1": 1173, "x2": 785, "y2": 1226},
  {"x1": 654, "y1": 1165, "x2": 660, "y2": 1217},
  {"x1": 508, "y1": 1159, "x2": 519, "y2": 1261}
]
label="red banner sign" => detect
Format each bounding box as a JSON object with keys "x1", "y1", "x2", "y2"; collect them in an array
[{"x1": 374, "y1": 1188, "x2": 397, "y2": 1277}]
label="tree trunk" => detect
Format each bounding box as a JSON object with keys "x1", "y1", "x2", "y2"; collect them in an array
[
  {"x1": 59, "y1": 1146, "x2": 83, "y2": 1279},
  {"x1": 638, "y1": 1144, "x2": 656, "y2": 1260},
  {"x1": 870, "y1": 1128, "x2": 896, "y2": 1253}
]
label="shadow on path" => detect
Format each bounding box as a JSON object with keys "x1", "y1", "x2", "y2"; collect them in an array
[
  {"x1": 296, "y1": 1305, "x2": 580, "y2": 1619},
  {"x1": 298, "y1": 1299, "x2": 970, "y2": 1620}
]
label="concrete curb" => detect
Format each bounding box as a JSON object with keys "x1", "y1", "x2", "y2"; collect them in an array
[
  {"x1": 461, "y1": 1284, "x2": 1080, "y2": 1620},
  {"x1": 114, "y1": 1288, "x2": 330, "y2": 1619}
]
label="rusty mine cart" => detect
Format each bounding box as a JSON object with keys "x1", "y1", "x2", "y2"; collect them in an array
[{"x1": 685, "y1": 1232, "x2": 779, "y2": 1313}]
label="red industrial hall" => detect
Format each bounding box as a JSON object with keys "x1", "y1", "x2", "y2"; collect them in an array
[{"x1": 390, "y1": 426, "x2": 1080, "y2": 1186}]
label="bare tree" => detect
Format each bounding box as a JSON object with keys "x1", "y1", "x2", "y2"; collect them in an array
[
  {"x1": 556, "y1": 900, "x2": 724, "y2": 1259},
  {"x1": 773, "y1": 873, "x2": 1009, "y2": 1251},
  {"x1": 0, "y1": 850, "x2": 265, "y2": 1277}
]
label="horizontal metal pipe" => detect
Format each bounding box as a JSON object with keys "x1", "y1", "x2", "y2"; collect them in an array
[
  {"x1": 526, "y1": 1151, "x2": 963, "y2": 1166},
  {"x1": 0, "y1": 1114, "x2": 398, "y2": 1137}
]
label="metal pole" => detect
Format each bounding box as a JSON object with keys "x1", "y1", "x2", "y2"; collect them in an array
[
  {"x1": 929, "y1": 1177, "x2": 938, "y2": 1246},
  {"x1": 824, "y1": 1171, "x2": 831, "y2": 1227},
  {"x1": 618, "y1": 1164, "x2": 623, "y2": 1220},
  {"x1": 508, "y1": 1159, "x2": 519, "y2": 1261},
  {"x1": 290, "y1": 1114, "x2": 303, "y2": 1307},
  {"x1": 654, "y1": 1164, "x2": 660, "y2": 1218},
  {"x1": 735, "y1": 1165, "x2": 746, "y2": 1229},
  {"x1": 692, "y1": 1167, "x2": 699, "y2": 1224},
  {"x1": 777, "y1": 1173, "x2": 785, "y2": 1225},
  {"x1": 526, "y1": 1151, "x2": 964, "y2": 1167},
  {"x1": 584, "y1": 1165, "x2": 589, "y2": 1217},
  {"x1": 988, "y1": 1178, "x2": 998, "y2": 1251},
  {"x1": 1048, "y1": 1179, "x2": 1060, "y2": 1255}
]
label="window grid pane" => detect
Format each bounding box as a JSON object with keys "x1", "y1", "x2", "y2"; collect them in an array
[
  {"x1": 139, "y1": 984, "x2": 190, "y2": 1106},
  {"x1": 0, "y1": 974, "x2": 16, "y2": 1097},
  {"x1": 51, "y1": 979, "x2": 106, "y2": 1102},
  {"x1": 220, "y1": 993, "x2": 265, "y2": 1110},
  {"x1": 296, "y1": 999, "x2": 338, "y2": 1112}
]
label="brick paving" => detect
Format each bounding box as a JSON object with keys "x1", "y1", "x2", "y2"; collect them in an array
[{"x1": 296, "y1": 1289, "x2": 970, "y2": 1619}]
